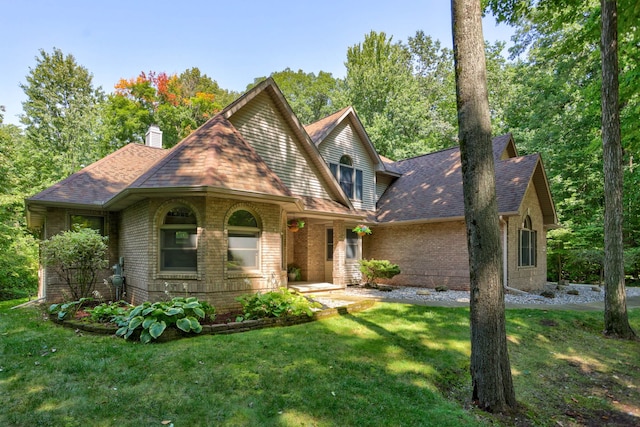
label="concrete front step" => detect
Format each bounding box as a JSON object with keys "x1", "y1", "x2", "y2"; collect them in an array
[{"x1": 289, "y1": 282, "x2": 343, "y2": 293}]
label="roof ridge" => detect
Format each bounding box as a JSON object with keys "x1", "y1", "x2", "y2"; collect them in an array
[
  {"x1": 28, "y1": 143, "x2": 162, "y2": 200},
  {"x1": 393, "y1": 144, "x2": 459, "y2": 164}
]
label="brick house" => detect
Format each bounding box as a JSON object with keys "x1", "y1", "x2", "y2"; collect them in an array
[{"x1": 26, "y1": 78, "x2": 557, "y2": 309}]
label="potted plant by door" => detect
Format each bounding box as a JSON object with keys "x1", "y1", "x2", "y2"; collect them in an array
[
  {"x1": 287, "y1": 264, "x2": 301, "y2": 282},
  {"x1": 352, "y1": 224, "x2": 372, "y2": 236},
  {"x1": 288, "y1": 219, "x2": 305, "y2": 232}
]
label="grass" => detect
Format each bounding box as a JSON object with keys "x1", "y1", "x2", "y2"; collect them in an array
[{"x1": 1, "y1": 299, "x2": 639, "y2": 426}]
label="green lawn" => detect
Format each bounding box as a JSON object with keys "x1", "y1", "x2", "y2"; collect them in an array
[{"x1": 1, "y1": 299, "x2": 638, "y2": 426}]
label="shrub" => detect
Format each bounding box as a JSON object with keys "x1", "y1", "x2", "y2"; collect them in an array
[
  {"x1": 0, "y1": 194, "x2": 39, "y2": 301},
  {"x1": 115, "y1": 297, "x2": 215, "y2": 343},
  {"x1": 236, "y1": 287, "x2": 321, "y2": 321},
  {"x1": 358, "y1": 259, "x2": 401, "y2": 285},
  {"x1": 41, "y1": 226, "x2": 108, "y2": 299}
]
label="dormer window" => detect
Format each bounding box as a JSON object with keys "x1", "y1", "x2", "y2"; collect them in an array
[{"x1": 329, "y1": 155, "x2": 363, "y2": 200}]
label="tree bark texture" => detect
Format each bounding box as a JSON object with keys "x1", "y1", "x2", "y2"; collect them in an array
[
  {"x1": 600, "y1": 0, "x2": 636, "y2": 338},
  {"x1": 451, "y1": 0, "x2": 516, "y2": 412}
]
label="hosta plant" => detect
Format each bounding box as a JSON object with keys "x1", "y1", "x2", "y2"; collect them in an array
[
  {"x1": 48, "y1": 297, "x2": 93, "y2": 321},
  {"x1": 87, "y1": 300, "x2": 133, "y2": 323},
  {"x1": 115, "y1": 297, "x2": 215, "y2": 343},
  {"x1": 236, "y1": 287, "x2": 321, "y2": 321}
]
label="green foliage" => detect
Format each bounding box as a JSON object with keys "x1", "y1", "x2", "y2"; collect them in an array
[
  {"x1": 352, "y1": 224, "x2": 372, "y2": 235},
  {"x1": 358, "y1": 259, "x2": 401, "y2": 285},
  {"x1": 287, "y1": 264, "x2": 301, "y2": 280},
  {"x1": 19, "y1": 48, "x2": 104, "y2": 188},
  {"x1": 2, "y1": 301, "x2": 639, "y2": 426},
  {"x1": 486, "y1": 0, "x2": 640, "y2": 282},
  {"x1": 48, "y1": 297, "x2": 93, "y2": 321},
  {"x1": 236, "y1": 287, "x2": 321, "y2": 321},
  {"x1": 40, "y1": 227, "x2": 108, "y2": 299},
  {"x1": 115, "y1": 297, "x2": 215, "y2": 343},
  {"x1": 251, "y1": 68, "x2": 347, "y2": 124},
  {"x1": 0, "y1": 195, "x2": 38, "y2": 300},
  {"x1": 0, "y1": 109, "x2": 39, "y2": 301},
  {"x1": 343, "y1": 30, "x2": 513, "y2": 160},
  {"x1": 86, "y1": 300, "x2": 133, "y2": 323},
  {"x1": 102, "y1": 68, "x2": 238, "y2": 150}
]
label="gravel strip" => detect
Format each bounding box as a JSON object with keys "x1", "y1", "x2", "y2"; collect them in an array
[{"x1": 313, "y1": 283, "x2": 640, "y2": 308}]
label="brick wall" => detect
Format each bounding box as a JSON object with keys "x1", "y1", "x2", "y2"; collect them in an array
[
  {"x1": 506, "y1": 182, "x2": 547, "y2": 291},
  {"x1": 41, "y1": 196, "x2": 288, "y2": 311},
  {"x1": 119, "y1": 196, "x2": 285, "y2": 311},
  {"x1": 41, "y1": 208, "x2": 118, "y2": 302},
  {"x1": 119, "y1": 199, "x2": 152, "y2": 304},
  {"x1": 306, "y1": 222, "x2": 325, "y2": 282},
  {"x1": 365, "y1": 221, "x2": 471, "y2": 290}
]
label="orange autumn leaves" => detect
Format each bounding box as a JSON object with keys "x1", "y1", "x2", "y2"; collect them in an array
[{"x1": 114, "y1": 71, "x2": 220, "y2": 120}]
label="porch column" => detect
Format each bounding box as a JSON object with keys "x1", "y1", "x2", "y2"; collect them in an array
[{"x1": 332, "y1": 220, "x2": 346, "y2": 287}]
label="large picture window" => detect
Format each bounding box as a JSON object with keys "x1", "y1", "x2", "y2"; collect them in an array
[
  {"x1": 227, "y1": 210, "x2": 260, "y2": 271},
  {"x1": 329, "y1": 155, "x2": 363, "y2": 200},
  {"x1": 518, "y1": 215, "x2": 537, "y2": 267},
  {"x1": 160, "y1": 206, "x2": 197, "y2": 272}
]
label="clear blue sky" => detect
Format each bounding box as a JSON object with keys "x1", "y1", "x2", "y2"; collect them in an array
[{"x1": 0, "y1": 0, "x2": 514, "y2": 126}]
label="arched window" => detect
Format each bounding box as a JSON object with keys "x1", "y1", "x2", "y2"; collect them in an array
[
  {"x1": 160, "y1": 206, "x2": 197, "y2": 271},
  {"x1": 518, "y1": 215, "x2": 537, "y2": 267},
  {"x1": 227, "y1": 210, "x2": 260, "y2": 270},
  {"x1": 339, "y1": 155, "x2": 353, "y2": 166}
]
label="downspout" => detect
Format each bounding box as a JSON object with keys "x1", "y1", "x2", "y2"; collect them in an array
[
  {"x1": 40, "y1": 219, "x2": 47, "y2": 301},
  {"x1": 500, "y1": 216, "x2": 529, "y2": 296}
]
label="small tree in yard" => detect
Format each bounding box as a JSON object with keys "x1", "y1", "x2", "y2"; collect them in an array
[
  {"x1": 359, "y1": 259, "x2": 401, "y2": 286},
  {"x1": 41, "y1": 226, "x2": 108, "y2": 299}
]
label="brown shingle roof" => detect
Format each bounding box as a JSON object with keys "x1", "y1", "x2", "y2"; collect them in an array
[
  {"x1": 376, "y1": 139, "x2": 541, "y2": 223},
  {"x1": 129, "y1": 115, "x2": 292, "y2": 198},
  {"x1": 304, "y1": 107, "x2": 350, "y2": 144},
  {"x1": 27, "y1": 143, "x2": 167, "y2": 206}
]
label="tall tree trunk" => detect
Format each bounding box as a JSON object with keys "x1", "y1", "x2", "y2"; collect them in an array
[
  {"x1": 601, "y1": 0, "x2": 636, "y2": 338},
  {"x1": 451, "y1": 0, "x2": 517, "y2": 412}
]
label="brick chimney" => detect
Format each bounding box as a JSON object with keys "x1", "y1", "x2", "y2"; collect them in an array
[{"x1": 145, "y1": 125, "x2": 163, "y2": 148}]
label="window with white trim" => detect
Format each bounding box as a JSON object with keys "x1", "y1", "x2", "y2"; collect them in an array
[
  {"x1": 328, "y1": 155, "x2": 363, "y2": 200},
  {"x1": 518, "y1": 215, "x2": 537, "y2": 267},
  {"x1": 160, "y1": 206, "x2": 197, "y2": 272},
  {"x1": 227, "y1": 210, "x2": 260, "y2": 271}
]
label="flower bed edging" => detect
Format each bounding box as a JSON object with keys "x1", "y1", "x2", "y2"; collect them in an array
[{"x1": 52, "y1": 299, "x2": 376, "y2": 341}]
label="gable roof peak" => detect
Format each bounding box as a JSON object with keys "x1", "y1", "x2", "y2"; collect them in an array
[
  {"x1": 126, "y1": 114, "x2": 292, "y2": 199},
  {"x1": 304, "y1": 106, "x2": 352, "y2": 144}
]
